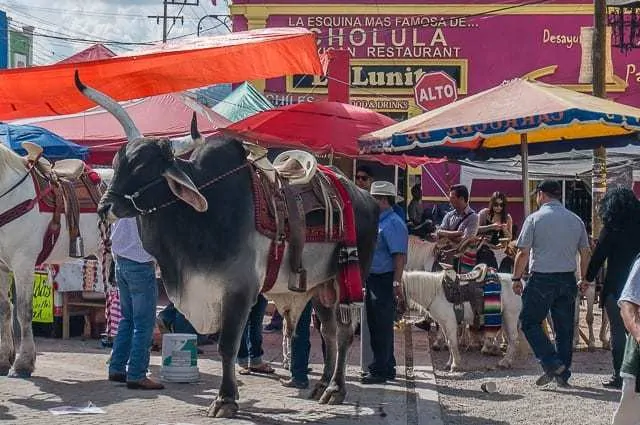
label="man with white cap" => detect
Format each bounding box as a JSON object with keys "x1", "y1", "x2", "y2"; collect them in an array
[{"x1": 361, "y1": 181, "x2": 408, "y2": 385}]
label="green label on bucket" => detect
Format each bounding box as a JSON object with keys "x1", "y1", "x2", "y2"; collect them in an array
[{"x1": 162, "y1": 335, "x2": 198, "y2": 368}]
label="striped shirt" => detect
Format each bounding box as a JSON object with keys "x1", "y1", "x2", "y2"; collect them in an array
[{"x1": 110, "y1": 217, "x2": 154, "y2": 264}]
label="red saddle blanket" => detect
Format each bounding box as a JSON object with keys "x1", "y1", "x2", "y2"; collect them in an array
[{"x1": 251, "y1": 165, "x2": 363, "y2": 303}]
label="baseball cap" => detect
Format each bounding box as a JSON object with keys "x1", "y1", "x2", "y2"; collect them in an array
[{"x1": 532, "y1": 180, "x2": 562, "y2": 197}]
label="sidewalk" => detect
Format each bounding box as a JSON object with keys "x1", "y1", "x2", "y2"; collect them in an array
[{"x1": 0, "y1": 326, "x2": 443, "y2": 425}]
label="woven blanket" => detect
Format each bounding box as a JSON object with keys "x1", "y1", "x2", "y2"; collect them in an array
[{"x1": 481, "y1": 271, "x2": 502, "y2": 334}]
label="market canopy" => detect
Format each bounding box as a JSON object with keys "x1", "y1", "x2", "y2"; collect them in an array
[
  {"x1": 223, "y1": 100, "x2": 441, "y2": 167},
  {"x1": 359, "y1": 79, "x2": 640, "y2": 159},
  {"x1": 0, "y1": 28, "x2": 322, "y2": 120},
  {"x1": 0, "y1": 123, "x2": 88, "y2": 161},
  {"x1": 13, "y1": 94, "x2": 231, "y2": 166},
  {"x1": 212, "y1": 82, "x2": 273, "y2": 122}
]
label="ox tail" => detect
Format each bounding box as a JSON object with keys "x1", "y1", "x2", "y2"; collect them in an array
[{"x1": 74, "y1": 70, "x2": 142, "y2": 142}]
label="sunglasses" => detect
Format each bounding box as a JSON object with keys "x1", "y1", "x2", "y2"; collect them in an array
[{"x1": 355, "y1": 175, "x2": 370, "y2": 181}]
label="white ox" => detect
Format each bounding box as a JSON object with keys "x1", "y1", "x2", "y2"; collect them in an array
[{"x1": 0, "y1": 144, "x2": 103, "y2": 377}]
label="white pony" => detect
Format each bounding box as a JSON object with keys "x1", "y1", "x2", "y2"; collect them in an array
[
  {"x1": 402, "y1": 269, "x2": 522, "y2": 371},
  {"x1": 0, "y1": 143, "x2": 102, "y2": 377}
]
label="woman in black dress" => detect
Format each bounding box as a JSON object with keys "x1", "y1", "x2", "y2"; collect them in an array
[{"x1": 585, "y1": 187, "x2": 640, "y2": 389}]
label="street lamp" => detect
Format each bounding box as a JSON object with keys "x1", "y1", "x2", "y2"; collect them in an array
[{"x1": 197, "y1": 14, "x2": 231, "y2": 35}]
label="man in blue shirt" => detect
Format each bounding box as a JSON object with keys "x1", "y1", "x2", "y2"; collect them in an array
[
  {"x1": 108, "y1": 217, "x2": 164, "y2": 390},
  {"x1": 362, "y1": 181, "x2": 408, "y2": 385}
]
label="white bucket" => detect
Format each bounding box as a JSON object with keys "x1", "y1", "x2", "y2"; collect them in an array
[{"x1": 160, "y1": 333, "x2": 199, "y2": 383}]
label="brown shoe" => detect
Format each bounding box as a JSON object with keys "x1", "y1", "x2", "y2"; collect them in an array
[
  {"x1": 108, "y1": 373, "x2": 126, "y2": 383},
  {"x1": 126, "y1": 377, "x2": 165, "y2": 390}
]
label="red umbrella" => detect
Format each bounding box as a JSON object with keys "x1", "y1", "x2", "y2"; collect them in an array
[{"x1": 223, "y1": 101, "x2": 440, "y2": 167}]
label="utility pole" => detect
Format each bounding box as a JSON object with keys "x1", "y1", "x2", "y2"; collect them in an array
[
  {"x1": 592, "y1": 0, "x2": 607, "y2": 238},
  {"x1": 148, "y1": 0, "x2": 200, "y2": 43}
]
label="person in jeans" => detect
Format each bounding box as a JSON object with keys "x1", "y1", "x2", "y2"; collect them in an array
[
  {"x1": 237, "y1": 294, "x2": 274, "y2": 375},
  {"x1": 280, "y1": 301, "x2": 312, "y2": 389},
  {"x1": 362, "y1": 181, "x2": 408, "y2": 385},
  {"x1": 584, "y1": 188, "x2": 640, "y2": 389},
  {"x1": 512, "y1": 180, "x2": 591, "y2": 388},
  {"x1": 612, "y1": 256, "x2": 640, "y2": 425},
  {"x1": 108, "y1": 217, "x2": 163, "y2": 390}
]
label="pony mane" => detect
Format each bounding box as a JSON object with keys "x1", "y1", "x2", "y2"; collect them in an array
[
  {"x1": 406, "y1": 235, "x2": 437, "y2": 271},
  {"x1": 402, "y1": 270, "x2": 445, "y2": 312},
  {"x1": 0, "y1": 143, "x2": 26, "y2": 178}
]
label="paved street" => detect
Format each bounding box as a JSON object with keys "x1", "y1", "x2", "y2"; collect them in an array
[{"x1": 0, "y1": 325, "x2": 443, "y2": 425}]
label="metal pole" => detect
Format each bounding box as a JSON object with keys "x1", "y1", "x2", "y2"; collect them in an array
[
  {"x1": 521, "y1": 133, "x2": 530, "y2": 217},
  {"x1": 592, "y1": 0, "x2": 607, "y2": 238},
  {"x1": 162, "y1": 0, "x2": 168, "y2": 43}
]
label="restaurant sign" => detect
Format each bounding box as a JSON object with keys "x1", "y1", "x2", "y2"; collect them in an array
[{"x1": 287, "y1": 59, "x2": 468, "y2": 95}]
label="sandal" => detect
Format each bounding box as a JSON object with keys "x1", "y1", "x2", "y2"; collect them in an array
[
  {"x1": 249, "y1": 363, "x2": 275, "y2": 374},
  {"x1": 238, "y1": 366, "x2": 251, "y2": 375}
]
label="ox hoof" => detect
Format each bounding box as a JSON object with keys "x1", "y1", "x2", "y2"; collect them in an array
[
  {"x1": 8, "y1": 369, "x2": 32, "y2": 378},
  {"x1": 309, "y1": 382, "x2": 328, "y2": 401},
  {"x1": 602, "y1": 341, "x2": 611, "y2": 351},
  {"x1": 319, "y1": 386, "x2": 346, "y2": 405},
  {"x1": 449, "y1": 365, "x2": 462, "y2": 372},
  {"x1": 207, "y1": 399, "x2": 238, "y2": 418}
]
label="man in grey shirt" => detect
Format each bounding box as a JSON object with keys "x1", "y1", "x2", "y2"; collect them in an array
[
  {"x1": 512, "y1": 180, "x2": 591, "y2": 388},
  {"x1": 437, "y1": 184, "x2": 479, "y2": 243}
]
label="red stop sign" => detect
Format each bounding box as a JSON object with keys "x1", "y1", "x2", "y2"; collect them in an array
[{"x1": 414, "y1": 72, "x2": 458, "y2": 112}]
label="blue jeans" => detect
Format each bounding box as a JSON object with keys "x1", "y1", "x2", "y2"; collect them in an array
[
  {"x1": 365, "y1": 272, "x2": 396, "y2": 378},
  {"x1": 520, "y1": 272, "x2": 577, "y2": 381},
  {"x1": 290, "y1": 301, "x2": 312, "y2": 384},
  {"x1": 109, "y1": 256, "x2": 158, "y2": 382},
  {"x1": 238, "y1": 294, "x2": 268, "y2": 367}
]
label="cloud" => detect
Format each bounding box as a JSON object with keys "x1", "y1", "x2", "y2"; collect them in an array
[{"x1": 1, "y1": 0, "x2": 230, "y2": 63}]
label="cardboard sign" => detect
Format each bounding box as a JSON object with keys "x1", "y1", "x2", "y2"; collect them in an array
[
  {"x1": 32, "y1": 273, "x2": 53, "y2": 324},
  {"x1": 8, "y1": 272, "x2": 54, "y2": 324}
]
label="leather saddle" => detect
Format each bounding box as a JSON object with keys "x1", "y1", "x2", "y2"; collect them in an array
[
  {"x1": 22, "y1": 142, "x2": 103, "y2": 258},
  {"x1": 247, "y1": 144, "x2": 344, "y2": 293},
  {"x1": 440, "y1": 263, "x2": 489, "y2": 331}
]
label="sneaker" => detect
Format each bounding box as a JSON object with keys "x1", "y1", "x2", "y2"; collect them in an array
[
  {"x1": 555, "y1": 376, "x2": 571, "y2": 388},
  {"x1": 602, "y1": 376, "x2": 622, "y2": 389},
  {"x1": 535, "y1": 365, "x2": 566, "y2": 387}
]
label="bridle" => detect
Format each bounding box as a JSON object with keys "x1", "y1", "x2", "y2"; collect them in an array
[
  {"x1": 107, "y1": 161, "x2": 252, "y2": 216},
  {"x1": 0, "y1": 161, "x2": 37, "y2": 200}
]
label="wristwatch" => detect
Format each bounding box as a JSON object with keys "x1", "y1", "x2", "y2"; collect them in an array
[
  {"x1": 393, "y1": 280, "x2": 401, "y2": 288},
  {"x1": 511, "y1": 277, "x2": 522, "y2": 282}
]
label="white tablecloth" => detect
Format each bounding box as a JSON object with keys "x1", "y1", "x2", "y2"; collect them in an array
[{"x1": 51, "y1": 259, "x2": 105, "y2": 293}]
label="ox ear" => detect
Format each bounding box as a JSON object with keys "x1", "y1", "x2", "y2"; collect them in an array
[{"x1": 162, "y1": 165, "x2": 208, "y2": 212}]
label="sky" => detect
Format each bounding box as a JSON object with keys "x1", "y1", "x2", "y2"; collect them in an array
[{"x1": 0, "y1": 0, "x2": 232, "y2": 64}]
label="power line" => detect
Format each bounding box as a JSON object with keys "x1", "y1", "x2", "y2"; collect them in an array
[{"x1": 0, "y1": 1, "x2": 202, "y2": 20}]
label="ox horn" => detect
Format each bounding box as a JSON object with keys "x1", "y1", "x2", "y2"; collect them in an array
[
  {"x1": 74, "y1": 70, "x2": 142, "y2": 142},
  {"x1": 170, "y1": 113, "x2": 204, "y2": 156}
]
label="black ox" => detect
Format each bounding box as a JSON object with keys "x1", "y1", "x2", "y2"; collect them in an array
[{"x1": 76, "y1": 73, "x2": 379, "y2": 418}]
